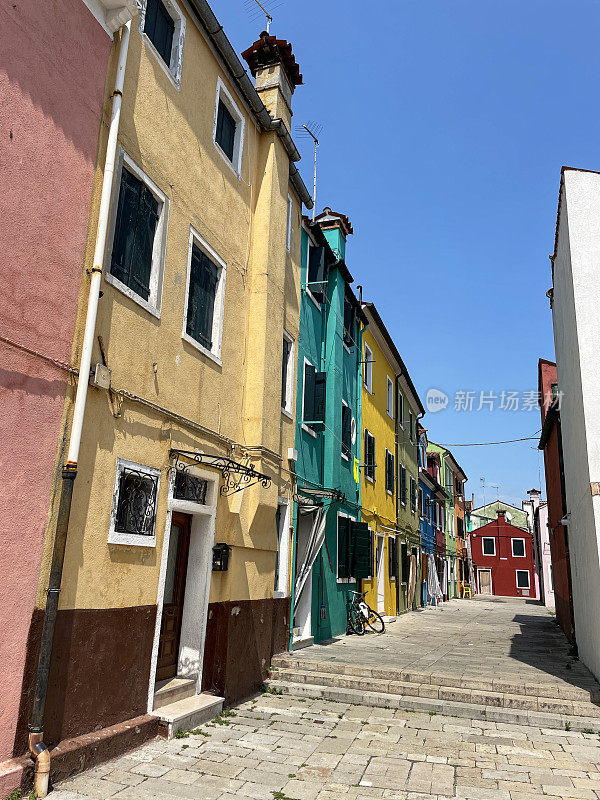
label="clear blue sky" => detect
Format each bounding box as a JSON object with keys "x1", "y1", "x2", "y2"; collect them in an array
[{"x1": 212, "y1": 0, "x2": 600, "y2": 507}]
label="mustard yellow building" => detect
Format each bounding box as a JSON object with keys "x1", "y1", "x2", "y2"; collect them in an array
[
  {"x1": 360, "y1": 303, "x2": 403, "y2": 617},
  {"x1": 22, "y1": 1, "x2": 312, "y2": 760}
]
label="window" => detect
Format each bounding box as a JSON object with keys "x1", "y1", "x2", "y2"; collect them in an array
[
  {"x1": 482, "y1": 537, "x2": 496, "y2": 556},
  {"x1": 364, "y1": 429, "x2": 375, "y2": 481},
  {"x1": 274, "y1": 501, "x2": 290, "y2": 598},
  {"x1": 343, "y1": 293, "x2": 355, "y2": 349},
  {"x1": 182, "y1": 228, "x2": 227, "y2": 363},
  {"x1": 341, "y1": 402, "x2": 352, "y2": 459},
  {"x1": 457, "y1": 516, "x2": 464, "y2": 538},
  {"x1": 307, "y1": 244, "x2": 327, "y2": 304},
  {"x1": 174, "y1": 470, "x2": 207, "y2": 504},
  {"x1": 418, "y1": 488, "x2": 424, "y2": 518},
  {"x1": 337, "y1": 514, "x2": 370, "y2": 582},
  {"x1": 400, "y1": 464, "x2": 407, "y2": 505},
  {"x1": 286, "y1": 195, "x2": 293, "y2": 252},
  {"x1": 364, "y1": 343, "x2": 373, "y2": 393},
  {"x1": 400, "y1": 541, "x2": 409, "y2": 584},
  {"x1": 281, "y1": 331, "x2": 294, "y2": 415},
  {"x1": 213, "y1": 78, "x2": 245, "y2": 176},
  {"x1": 387, "y1": 376, "x2": 394, "y2": 418},
  {"x1": 302, "y1": 359, "x2": 325, "y2": 435},
  {"x1": 516, "y1": 570, "x2": 530, "y2": 589},
  {"x1": 106, "y1": 152, "x2": 168, "y2": 317},
  {"x1": 409, "y1": 410, "x2": 414, "y2": 443},
  {"x1": 511, "y1": 538, "x2": 526, "y2": 557},
  {"x1": 410, "y1": 476, "x2": 417, "y2": 514},
  {"x1": 140, "y1": 0, "x2": 185, "y2": 88},
  {"x1": 398, "y1": 391, "x2": 404, "y2": 428},
  {"x1": 388, "y1": 536, "x2": 398, "y2": 580},
  {"x1": 109, "y1": 459, "x2": 161, "y2": 547},
  {"x1": 385, "y1": 449, "x2": 394, "y2": 495}
]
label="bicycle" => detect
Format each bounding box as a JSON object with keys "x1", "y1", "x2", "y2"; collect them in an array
[{"x1": 347, "y1": 590, "x2": 385, "y2": 635}]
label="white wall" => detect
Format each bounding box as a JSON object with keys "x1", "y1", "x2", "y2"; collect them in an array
[{"x1": 553, "y1": 169, "x2": 600, "y2": 676}]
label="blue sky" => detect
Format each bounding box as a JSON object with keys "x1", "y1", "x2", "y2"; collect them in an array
[{"x1": 212, "y1": 0, "x2": 600, "y2": 507}]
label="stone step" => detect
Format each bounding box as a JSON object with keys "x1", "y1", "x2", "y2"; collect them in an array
[
  {"x1": 156, "y1": 692, "x2": 224, "y2": 737},
  {"x1": 271, "y1": 653, "x2": 600, "y2": 704},
  {"x1": 153, "y1": 676, "x2": 197, "y2": 710},
  {"x1": 264, "y1": 678, "x2": 600, "y2": 733}
]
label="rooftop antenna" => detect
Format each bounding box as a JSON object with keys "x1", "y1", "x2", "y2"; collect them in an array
[
  {"x1": 244, "y1": 0, "x2": 282, "y2": 33},
  {"x1": 296, "y1": 121, "x2": 323, "y2": 220}
]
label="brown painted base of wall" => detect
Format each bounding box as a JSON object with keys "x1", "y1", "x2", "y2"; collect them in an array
[
  {"x1": 15, "y1": 605, "x2": 157, "y2": 756},
  {"x1": 202, "y1": 597, "x2": 290, "y2": 704}
]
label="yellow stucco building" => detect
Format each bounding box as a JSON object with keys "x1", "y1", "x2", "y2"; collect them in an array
[
  {"x1": 24, "y1": 3, "x2": 312, "y2": 753},
  {"x1": 360, "y1": 303, "x2": 403, "y2": 617}
]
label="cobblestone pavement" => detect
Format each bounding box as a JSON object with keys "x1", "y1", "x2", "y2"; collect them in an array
[
  {"x1": 290, "y1": 597, "x2": 596, "y2": 697},
  {"x1": 54, "y1": 691, "x2": 600, "y2": 800}
]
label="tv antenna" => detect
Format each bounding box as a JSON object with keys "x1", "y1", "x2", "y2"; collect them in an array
[
  {"x1": 244, "y1": 0, "x2": 282, "y2": 33},
  {"x1": 296, "y1": 121, "x2": 323, "y2": 220}
]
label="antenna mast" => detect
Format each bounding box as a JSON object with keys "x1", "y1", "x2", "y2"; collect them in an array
[
  {"x1": 297, "y1": 122, "x2": 322, "y2": 221},
  {"x1": 249, "y1": 0, "x2": 273, "y2": 32}
]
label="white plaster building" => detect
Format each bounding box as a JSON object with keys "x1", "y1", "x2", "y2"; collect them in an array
[
  {"x1": 550, "y1": 166, "x2": 600, "y2": 677},
  {"x1": 523, "y1": 490, "x2": 554, "y2": 608}
]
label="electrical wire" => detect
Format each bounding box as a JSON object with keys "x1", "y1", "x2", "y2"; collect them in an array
[{"x1": 440, "y1": 433, "x2": 541, "y2": 447}]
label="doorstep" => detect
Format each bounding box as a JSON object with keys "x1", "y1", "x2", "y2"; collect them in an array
[
  {"x1": 156, "y1": 692, "x2": 224, "y2": 738},
  {"x1": 292, "y1": 636, "x2": 314, "y2": 651}
]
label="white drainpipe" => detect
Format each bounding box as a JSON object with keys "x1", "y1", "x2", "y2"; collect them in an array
[{"x1": 66, "y1": 19, "x2": 131, "y2": 468}]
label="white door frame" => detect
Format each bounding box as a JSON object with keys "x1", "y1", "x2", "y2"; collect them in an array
[
  {"x1": 376, "y1": 534, "x2": 385, "y2": 613},
  {"x1": 478, "y1": 568, "x2": 493, "y2": 596},
  {"x1": 293, "y1": 512, "x2": 314, "y2": 643},
  {"x1": 147, "y1": 463, "x2": 218, "y2": 712}
]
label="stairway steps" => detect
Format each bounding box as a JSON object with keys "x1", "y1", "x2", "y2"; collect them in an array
[
  {"x1": 271, "y1": 654, "x2": 600, "y2": 704},
  {"x1": 153, "y1": 676, "x2": 197, "y2": 710},
  {"x1": 264, "y1": 678, "x2": 600, "y2": 733},
  {"x1": 155, "y1": 692, "x2": 224, "y2": 737}
]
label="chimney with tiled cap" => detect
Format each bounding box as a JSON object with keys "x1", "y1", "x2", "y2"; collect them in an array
[
  {"x1": 315, "y1": 207, "x2": 354, "y2": 260},
  {"x1": 241, "y1": 31, "x2": 303, "y2": 129}
]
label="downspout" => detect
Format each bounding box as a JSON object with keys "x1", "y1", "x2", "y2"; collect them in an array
[{"x1": 28, "y1": 21, "x2": 132, "y2": 798}]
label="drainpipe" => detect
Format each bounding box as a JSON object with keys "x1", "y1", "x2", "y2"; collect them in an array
[{"x1": 28, "y1": 21, "x2": 132, "y2": 798}]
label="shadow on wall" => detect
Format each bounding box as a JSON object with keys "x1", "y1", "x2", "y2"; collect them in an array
[{"x1": 509, "y1": 613, "x2": 598, "y2": 699}]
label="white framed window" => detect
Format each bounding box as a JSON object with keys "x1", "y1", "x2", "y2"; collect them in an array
[
  {"x1": 281, "y1": 330, "x2": 295, "y2": 417},
  {"x1": 301, "y1": 356, "x2": 317, "y2": 438},
  {"x1": 398, "y1": 390, "x2": 404, "y2": 428},
  {"x1": 364, "y1": 429, "x2": 375, "y2": 481},
  {"x1": 482, "y1": 536, "x2": 496, "y2": 556},
  {"x1": 213, "y1": 77, "x2": 245, "y2": 178},
  {"x1": 182, "y1": 226, "x2": 227, "y2": 365},
  {"x1": 305, "y1": 235, "x2": 327, "y2": 308},
  {"x1": 386, "y1": 376, "x2": 394, "y2": 419},
  {"x1": 286, "y1": 194, "x2": 293, "y2": 253},
  {"x1": 516, "y1": 570, "x2": 530, "y2": 589},
  {"x1": 139, "y1": 0, "x2": 186, "y2": 90},
  {"x1": 105, "y1": 149, "x2": 168, "y2": 318},
  {"x1": 511, "y1": 538, "x2": 526, "y2": 557},
  {"x1": 341, "y1": 400, "x2": 351, "y2": 461},
  {"x1": 337, "y1": 510, "x2": 356, "y2": 583},
  {"x1": 364, "y1": 343, "x2": 373, "y2": 393},
  {"x1": 274, "y1": 499, "x2": 290, "y2": 598},
  {"x1": 385, "y1": 448, "x2": 394, "y2": 495},
  {"x1": 109, "y1": 458, "x2": 161, "y2": 547}
]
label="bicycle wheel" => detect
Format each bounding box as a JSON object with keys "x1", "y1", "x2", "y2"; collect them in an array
[
  {"x1": 347, "y1": 605, "x2": 365, "y2": 635},
  {"x1": 365, "y1": 607, "x2": 385, "y2": 634}
]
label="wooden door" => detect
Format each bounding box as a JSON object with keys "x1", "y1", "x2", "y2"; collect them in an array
[
  {"x1": 156, "y1": 513, "x2": 191, "y2": 681},
  {"x1": 479, "y1": 569, "x2": 492, "y2": 595}
]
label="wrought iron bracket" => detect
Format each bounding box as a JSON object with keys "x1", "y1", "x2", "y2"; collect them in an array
[{"x1": 170, "y1": 449, "x2": 272, "y2": 496}]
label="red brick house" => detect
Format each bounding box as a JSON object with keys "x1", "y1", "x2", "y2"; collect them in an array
[
  {"x1": 538, "y1": 358, "x2": 576, "y2": 643},
  {"x1": 471, "y1": 512, "x2": 538, "y2": 598}
]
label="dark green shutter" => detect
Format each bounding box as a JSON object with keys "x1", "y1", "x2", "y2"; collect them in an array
[
  {"x1": 111, "y1": 167, "x2": 141, "y2": 286},
  {"x1": 216, "y1": 100, "x2": 236, "y2": 162},
  {"x1": 303, "y1": 363, "x2": 316, "y2": 423},
  {"x1": 389, "y1": 536, "x2": 398, "y2": 579},
  {"x1": 337, "y1": 516, "x2": 350, "y2": 579},
  {"x1": 130, "y1": 184, "x2": 158, "y2": 301},
  {"x1": 144, "y1": 0, "x2": 175, "y2": 65},
  {"x1": 401, "y1": 542, "x2": 409, "y2": 583},
  {"x1": 351, "y1": 521, "x2": 372, "y2": 580},
  {"x1": 308, "y1": 246, "x2": 327, "y2": 302},
  {"x1": 314, "y1": 372, "x2": 326, "y2": 427},
  {"x1": 281, "y1": 338, "x2": 291, "y2": 407},
  {"x1": 342, "y1": 404, "x2": 351, "y2": 456},
  {"x1": 187, "y1": 246, "x2": 218, "y2": 349}
]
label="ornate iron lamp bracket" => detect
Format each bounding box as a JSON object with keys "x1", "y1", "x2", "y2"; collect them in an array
[{"x1": 169, "y1": 450, "x2": 272, "y2": 497}]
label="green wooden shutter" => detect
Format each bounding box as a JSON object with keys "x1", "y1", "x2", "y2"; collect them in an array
[
  {"x1": 308, "y1": 246, "x2": 327, "y2": 302},
  {"x1": 401, "y1": 542, "x2": 409, "y2": 583},
  {"x1": 351, "y1": 521, "x2": 372, "y2": 580},
  {"x1": 314, "y1": 372, "x2": 326, "y2": 427},
  {"x1": 281, "y1": 338, "x2": 291, "y2": 407},
  {"x1": 130, "y1": 184, "x2": 159, "y2": 301},
  {"x1": 337, "y1": 516, "x2": 350, "y2": 579},
  {"x1": 187, "y1": 246, "x2": 218, "y2": 349},
  {"x1": 111, "y1": 167, "x2": 141, "y2": 287},
  {"x1": 389, "y1": 536, "x2": 398, "y2": 579},
  {"x1": 303, "y1": 363, "x2": 316, "y2": 422}
]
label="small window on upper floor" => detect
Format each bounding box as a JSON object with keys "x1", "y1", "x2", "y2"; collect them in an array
[
  {"x1": 364, "y1": 343, "x2": 373, "y2": 393},
  {"x1": 307, "y1": 243, "x2": 327, "y2": 305},
  {"x1": 482, "y1": 536, "x2": 496, "y2": 556},
  {"x1": 343, "y1": 294, "x2": 355, "y2": 349},
  {"x1": 387, "y1": 377, "x2": 394, "y2": 419},
  {"x1": 398, "y1": 390, "x2": 404, "y2": 428},
  {"x1": 511, "y1": 538, "x2": 526, "y2": 557},
  {"x1": 140, "y1": 0, "x2": 185, "y2": 89},
  {"x1": 364, "y1": 429, "x2": 376, "y2": 481},
  {"x1": 213, "y1": 78, "x2": 245, "y2": 177},
  {"x1": 341, "y1": 402, "x2": 352, "y2": 460},
  {"x1": 106, "y1": 151, "x2": 168, "y2": 318},
  {"x1": 281, "y1": 331, "x2": 294, "y2": 415},
  {"x1": 286, "y1": 195, "x2": 293, "y2": 253}
]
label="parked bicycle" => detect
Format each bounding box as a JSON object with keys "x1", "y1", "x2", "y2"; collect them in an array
[{"x1": 347, "y1": 590, "x2": 385, "y2": 635}]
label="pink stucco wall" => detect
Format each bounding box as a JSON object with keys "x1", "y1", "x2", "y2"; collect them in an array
[{"x1": 0, "y1": 0, "x2": 111, "y2": 773}]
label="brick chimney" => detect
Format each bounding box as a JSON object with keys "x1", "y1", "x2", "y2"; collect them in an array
[
  {"x1": 497, "y1": 510, "x2": 506, "y2": 522},
  {"x1": 241, "y1": 31, "x2": 303, "y2": 129},
  {"x1": 527, "y1": 488, "x2": 541, "y2": 512},
  {"x1": 314, "y1": 207, "x2": 354, "y2": 260}
]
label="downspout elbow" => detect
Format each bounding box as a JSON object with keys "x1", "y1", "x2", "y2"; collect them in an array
[{"x1": 29, "y1": 733, "x2": 50, "y2": 798}]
